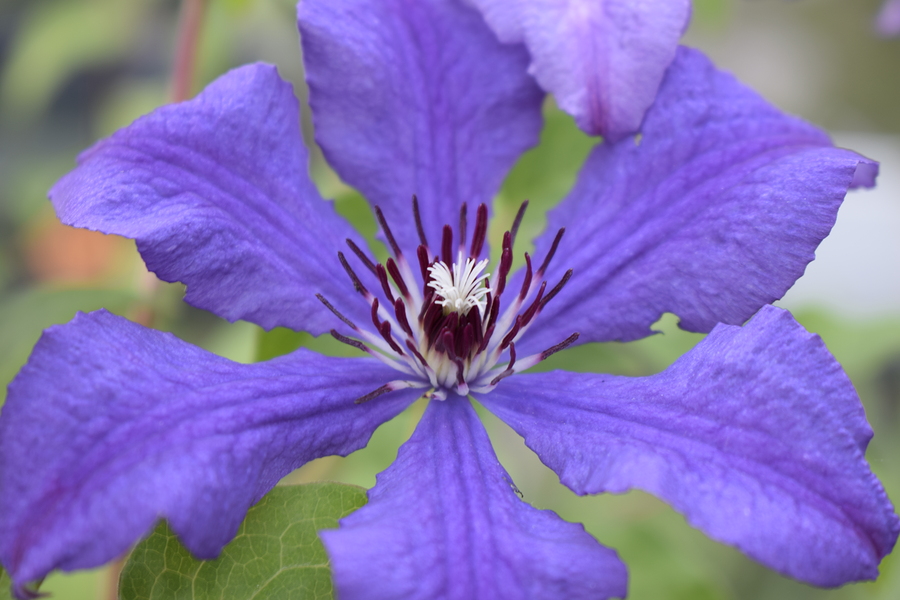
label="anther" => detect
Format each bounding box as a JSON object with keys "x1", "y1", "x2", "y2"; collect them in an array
[
  {"x1": 540, "y1": 269, "x2": 573, "y2": 309},
  {"x1": 458, "y1": 203, "x2": 468, "y2": 250},
  {"x1": 338, "y1": 252, "x2": 368, "y2": 295},
  {"x1": 316, "y1": 294, "x2": 359, "y2": 330},
  {"x1": 470, "y1": 203, "x2": 488, "y2": 259},
  {"x1": 537, "y1": 227, "x2": 565, "y2": 275},
  {"x1": 540, "y1": 333, "x2": 580, "y2": 360},
  {"x1": 345, "y1": 239, "x2": 377, "y2": 275},
  {"x1": 518, "y1": 253, "x2": 533, "y2": 300},
  {"x1": 354, "y1": 383, "x2": 394, "y2": 404},
  {"x1": 386, "y1": 258, "x2": 410, "y2": 298},
  {"x1": 509, "y1": 200, "x2": 529, "y2": 251},
  {"x1": 330, "y1": 329, "x2": 370, "y2": 354},
  {"x1": 394, "y1": 297, "x2": 414, "y2": 337},
  {"x1": 375, "y1": 264, "x2": 395, "y2": 304},
  {"x1": 441, "y1": 225, "x2": 453, "y2": 266},
  {"x1": 374, "y1": 205, "x2": 404, "y2": 259},
  {"x1": 412, "y1": 195, "x2": 429, "y2": 248}
]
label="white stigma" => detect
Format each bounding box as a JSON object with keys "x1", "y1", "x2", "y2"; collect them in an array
[{"x1": 427, "y1": 255, "x2": 491, "y2": 316}]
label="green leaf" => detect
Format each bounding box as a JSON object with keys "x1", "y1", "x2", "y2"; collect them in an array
[
  {"x1": 119, "y1": 482, "x2": 367, "y2": 600},
  {"x1": 0, "y1": 568, "x2": 15, "y2": 600}
]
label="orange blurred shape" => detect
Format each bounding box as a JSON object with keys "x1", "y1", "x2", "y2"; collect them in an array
[{"x1": 23, "y1": 213, "x2": 131, "y2": 285}]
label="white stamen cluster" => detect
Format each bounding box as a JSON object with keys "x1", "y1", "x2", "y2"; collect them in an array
[{"x1": 427, "y1": 256, "x2": 490, "y2": 316}]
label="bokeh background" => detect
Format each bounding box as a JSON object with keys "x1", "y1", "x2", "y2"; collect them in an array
[{"x1": 0, "y1": 0, "x2": 899, "y2": 598}]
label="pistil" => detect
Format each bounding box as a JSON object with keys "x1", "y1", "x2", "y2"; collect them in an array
[{"x1": 320, "y1": 198, "x2": 578, "y2": 401}]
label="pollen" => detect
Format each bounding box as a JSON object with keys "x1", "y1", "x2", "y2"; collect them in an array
[{"x1": 427, "y1": 255, "x2": 490, "y2": 316}]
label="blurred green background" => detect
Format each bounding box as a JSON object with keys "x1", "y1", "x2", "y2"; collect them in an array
[{"x1": 0, "y1": 0, "x2": 899, "y2": 598}]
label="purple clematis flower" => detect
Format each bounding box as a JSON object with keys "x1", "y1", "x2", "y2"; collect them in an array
[
  {"x1": 1, "y1": 0, "x2": 898, "y2": 598},
  {"x1": 465, "y1": 0, "x2": 692, "y2": 140},
  {"x1": 877, "y1": 0, "x2": 900, "y2": 36}
]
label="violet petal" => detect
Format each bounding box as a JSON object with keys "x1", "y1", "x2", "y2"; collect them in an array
[
  {"x1": 299, "y1": 0, "x2": 544, "y2": 252},
  {"x1": 49, "y1": 64, "x2": 368, "y2": 334},
  {"x1": 521, "y1": 47, "x2": 879, "y2": 351},
  {"x1": 468, "y1": 0, "x2": 691, "y2": 140},
  {"x1": 322, "y1": 397, "x2": 627, "y2": 600},
  {"x1": 0, "y1": 310, "x2": 421, "y2": 592},
  {"x1": 480, "y1": 305, "x2": 899, "y2": 586}
]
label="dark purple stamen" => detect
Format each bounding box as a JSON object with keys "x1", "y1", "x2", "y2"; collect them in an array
[
  {"x1": 540, "y1": 269, "x2": 573, "y2": 309},
  {"x1": 509, "y1": 200, "x2": 529, "y2": 251},
  {"x1": 345, "y1": 238, "x2": 377, "y2": 275},
  {"x1": 374, "y1": 205, "x2": 404, "y2": 259},
  {"x1": 540, "y1": 333, "x2": 580, "y2": 360},
  {"x1": 489, "y1": 342, "x2": 517, "y2": 386},
  {"x1": 500, "y1": 315, "x2": 522, "y2": 350},
  {"x1": 537, "y1": 227, "x2": 565, "y2": 275},
  {"x1": 412, "y1": 194, "x2": 428, "y2": 248},
  {"x1": 379, "y1": 321, "x2": 404, "y2": 355},
  {"x1": 330, "y1": 329, "x2": 370, "y2": 354},
  {"x1": 338, "y1": 252, "x2": 368, "y2": 295},
  {"x1": 458, "y1": 203, "x2": 468, "y2": 250},
  {"x1": 354, "y1": 383, "x2": 394, "y2": 404},
  {"x1": 316, "y1": 294, "x2": 359, "y2": 330},
  {"x1": 405, "y1": 339, "x2": 430, "y2": 368}
]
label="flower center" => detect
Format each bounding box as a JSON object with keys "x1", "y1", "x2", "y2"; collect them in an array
[{"x1": 319, "y1": 197, "x2": 577, "y2": 402}]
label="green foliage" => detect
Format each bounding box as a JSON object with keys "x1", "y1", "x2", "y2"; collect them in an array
[
  {"x1": 118, "y1": 483, "x2": 367, "y2": 600},
  {"x1": 0, "y1": 288, "x2": 136, "y2": 405},
  {"x1": 0, "y1": 568, "x2": 14, "y2": 600}
]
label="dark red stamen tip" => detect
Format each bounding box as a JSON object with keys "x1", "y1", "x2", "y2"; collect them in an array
[
  {"x1": 375, "y1": 264, "x2": 396, "y2": 304},
  {"x1": 379, "y1": 320, "x2": 404, "y2": 355},
  {"x1": 489, "y1": 342, "x2": 517, "y2": 387},
  {"x1": 386, "y1": 258, "x2": 410, "y2": 298},
  {"x1": 518, "y1": 253, "x2": 533, "y2": 300},
  {"x1": 470, "y1": 203, "x2": 488, "y2": 259},
  {"x1": 354, "y1": 383, "x2": 393, "y2": 404},
  {"x1": 345, "y1": 239, "x2": 377, "y2": 275},
  {"x1": 412, "y1": 194, "x2": 428, "y2": 248},
  {"x1": 394, "y1": 298, "x2": 414, "y2": 337},
  {"x1": 441, "y1": 225, "x2": 453, "y2": 266},
  {"x1": 417, "y1": 245, "x2": 431, "y2": 282},
  {"x1": 374, "y1": 205, "x2": 404, "y2": 258},
  {"x1": 338, "y1": 252, "x2": 368, "y2": 295},
  {"x1": 405, "y1": 339, "x2": 429, "y2": 368}
]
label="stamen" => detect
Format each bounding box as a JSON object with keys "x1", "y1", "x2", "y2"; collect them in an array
[
  {"x1": 540, "y1": 332, "x2": 580, "y2": 359},
  {"x1": 316, "y1": 294, "x2": 358, "y2": 330},
  {"x1": 354, "y1": 383, "x2": 393, "y2": 404},
  {"x1": 330, "y1": 329, "x2": 370, "y2": 354},
  {"x1": 470, "y1": 203, "x2": 488, "y2": 259},
  {"x1": 345, "y1": 239, "x2": 377, "y2": 275},
  {"x1": 375, "y1": 264, "x2": 396, "y2": 304},
  {"x1": 540, "y1": 269, "x2": 573, "y2": 309},
  {"x1": 412, "y1": 194, "x2": 429, "y2": 248},
  {"x1": 386, "y1": 258, "x2": 410, "y2": 298},
  {"x1": 374, "y1": 205, "x2": 404, "y2": 258},
  {"x1": 394, "y1": 298, "x2": 414, "y2": 337},
  {"x1": 338, "y1": 252, "x2": 368, "y2": 295},
  {"x1": 509, "y1": 199, "x2": 529, "y2": 251},
  {"x1": 518, "y1": 253, "x2": 533, "y2": 300},
  {"x1": 458, "y1": 203, "x2": 468, "y2": 250},
  {"x1": 537, "y1": 227, "x2": 565, "y2": 275},
  {"x1": 417, "y1": 245, "x2": 431, "y2": 282},
  {"x1": 441, "y1": 225, "x2": 453, "y2": 266}
]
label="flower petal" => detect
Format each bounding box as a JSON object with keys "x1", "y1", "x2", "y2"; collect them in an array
[
  {"x1": 468, "y1": 0, "x2": 691, "y2": 140},
  {"x1": 0, "y1": 310, "x2": 420, "y2": 594},
  {"x1": 322, "y1": 397, "x2": 627, "y2": 600},
  {"x1": 522, "y1": 47, "x2": 879, "y2": 350},
  {"x1": 49, "y1": 63, "x2": 367, "y2": 334},
  {"x1": 299, "y1": 0, "x2": 544, "y2": 252},
  {"x1": 876, "y1": 0, "x2": 900, "y2": 36},
  {"x1": 480, "y1": 306, "x2": 899, "y2": 587}
]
